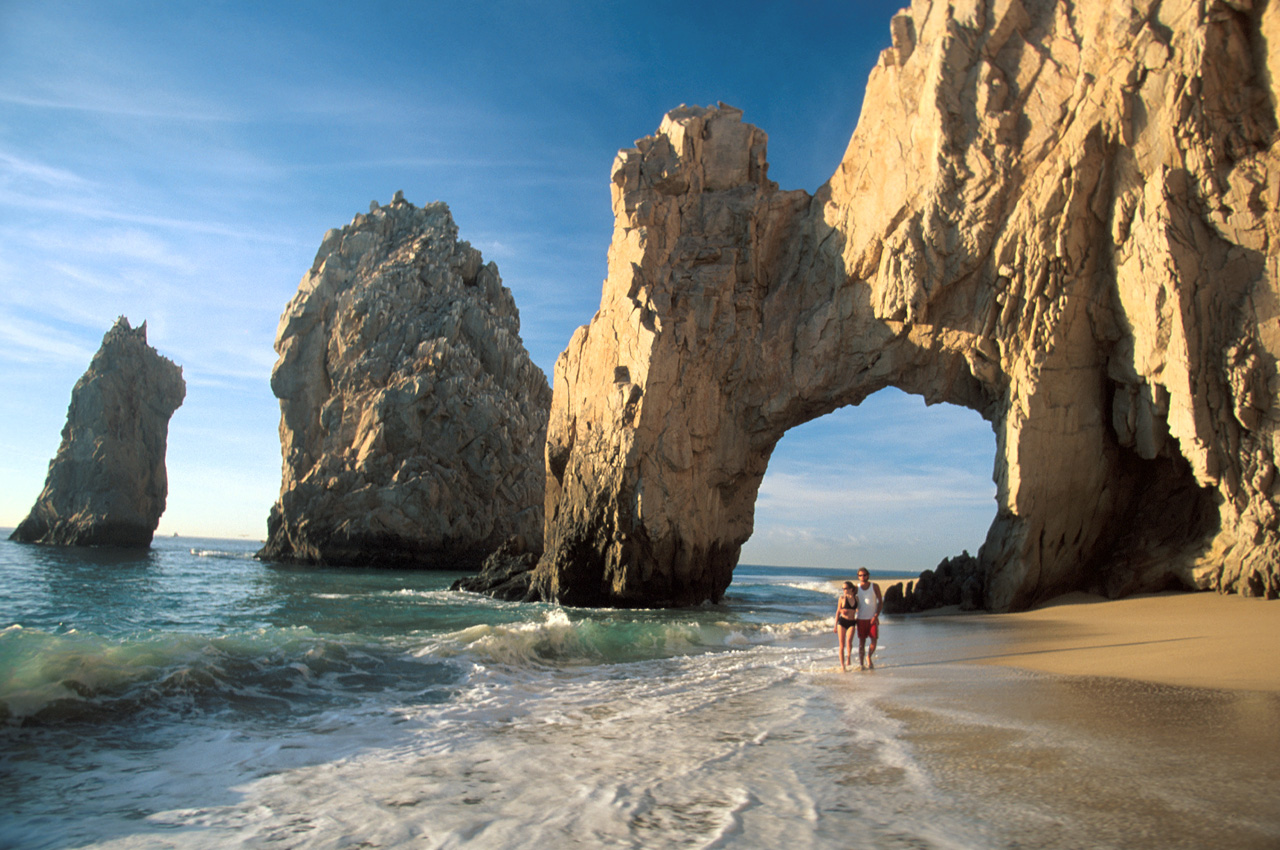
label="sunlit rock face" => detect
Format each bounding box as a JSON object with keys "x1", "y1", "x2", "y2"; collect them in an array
[
  {"x1": 535, "y1": 0, "x2": 1280, "y2": 609},
  {"x1": 260, "y1": 193, "x2": 551, "y2": 569},
  {"x1": 11, "y1": 317, "x2": 186, "y2": 547}
]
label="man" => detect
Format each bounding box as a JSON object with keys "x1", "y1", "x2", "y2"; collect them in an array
[{"x1": 853, "y1": 568, "x2": 883, "y2": 670}]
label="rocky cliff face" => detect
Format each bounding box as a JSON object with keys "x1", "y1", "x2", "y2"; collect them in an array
[
  {"x1": 534, "y1": 0, "x2": 1280, "y2": 609},
  {"x1": 259, "y1": 193, "x2": 551, "y2": 569},
  {"x1": 11, "y1": 317, "x2": 186, "y2": 547},
  {"x1": 534, "y1": 105, "x2": 817, "y2": 607}
]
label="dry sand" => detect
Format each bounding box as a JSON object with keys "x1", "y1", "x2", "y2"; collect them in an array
[{"x1": 884, "y1": 579, "x2": 1280, "y2": 692}]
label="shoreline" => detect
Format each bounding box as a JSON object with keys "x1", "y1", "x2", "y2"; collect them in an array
[{"x1": 874, "y1": 578, "x2": 1280, "y2": 693}]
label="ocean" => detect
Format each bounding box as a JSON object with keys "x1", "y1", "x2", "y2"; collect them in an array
[{"x1": 2, "y1": 535, "x2": 1277, "y2": 850}]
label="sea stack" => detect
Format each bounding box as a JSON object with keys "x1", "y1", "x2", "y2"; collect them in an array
[
  {"x1": 534, "y1": 0, "x2": 1280, "y2": 609},
  {"x1": 259, "y1": 192, "x2": 551, "y2": 569},
  {"x1": 11, "y1": 316, "x2": 186, "y2": 547}
]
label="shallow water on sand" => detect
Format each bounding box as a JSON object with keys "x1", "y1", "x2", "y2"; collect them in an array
[{"x1": 1, "y1": 537, "x2": 1277, "y2": 849}]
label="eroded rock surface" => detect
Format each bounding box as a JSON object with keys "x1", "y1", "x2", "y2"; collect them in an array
[
  {"x1": 534, "y1": 0, "x2": 1280, "y2": 609},
  {"x1": 260, "y1": 193, "x2": 551, "y2": 568},
  {"x1": 11, "y1": 317, "x2": 185, "y2": 547}
]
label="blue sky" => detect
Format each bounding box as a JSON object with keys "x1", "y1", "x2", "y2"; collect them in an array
[{"x1": 0, "y1": 0, "x2": 995, "y2": 571}]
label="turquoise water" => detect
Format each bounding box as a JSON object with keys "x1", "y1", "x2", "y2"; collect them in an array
[
  {"x1": 0, "y1": 537, "x2": 869, "y2": 730},
  {"x1": 2, "y1": 536, "x2": 1278, "y2": 850}
]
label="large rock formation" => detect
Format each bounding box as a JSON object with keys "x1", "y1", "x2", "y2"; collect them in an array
[
  {"x1": 259, "y1": 193, "x2": 551, "y2": 569},
  {"x1": 533, "y1": 0, "x2": 1280, "y2": 609},
  {"x1": 11, "y1": 317, "x2": 186, "y2": 547}
]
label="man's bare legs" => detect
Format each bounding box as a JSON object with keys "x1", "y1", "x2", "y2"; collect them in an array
[{"x1": 859, "y1": 634, "x2": 877, "y2": 670}]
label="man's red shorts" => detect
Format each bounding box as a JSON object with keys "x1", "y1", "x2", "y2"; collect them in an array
[{"x1": 856, "y1": 619, "x2": 878, "y2": 641}]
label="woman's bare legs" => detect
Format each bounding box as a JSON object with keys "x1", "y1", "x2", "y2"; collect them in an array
[{"x1": 836, "y1": 624, "x2": 854, "y2": 672}]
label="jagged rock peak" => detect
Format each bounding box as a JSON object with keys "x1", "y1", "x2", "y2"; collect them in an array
[
  {"x1": 259, "y1": 194, "x2": 552, "y2": 569},
  {"x1": 533, "y1": 0, "x2": 1280, "y2": 610},
  {"x1": 11, "y1": 316, "x2": 186, "y2": 547}
]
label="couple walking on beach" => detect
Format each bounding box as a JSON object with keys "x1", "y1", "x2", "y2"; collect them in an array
[{"x1": 836, "y1": 569, "x2": 882, "y2": 672}]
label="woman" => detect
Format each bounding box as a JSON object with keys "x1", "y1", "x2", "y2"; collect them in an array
[{"x1": 835, "y1": 580, "x2": 858, "y2": 672}]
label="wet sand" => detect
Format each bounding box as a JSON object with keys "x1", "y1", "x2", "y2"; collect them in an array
[
  {"x1": 871, "y1": 661, "x2": 1280, "y2": 850},
  {"x1": 838, "y1": 587, "x2": 1280, "y2": 848}
]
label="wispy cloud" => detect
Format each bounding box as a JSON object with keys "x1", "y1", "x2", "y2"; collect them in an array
[
  {"x1": 0, "y1": 312, "x2": 96, "y2": 366},
  {"x1": 756, "y1": 469, "x2": 995, "y2": 513},
  {"x1": 34, "y1": 231, "x2": 197, "y2": 275},
  {"x1": 745, "y1": 525, "x2": 873, "y2": 550},
  {"x1": 0, "y1": 189, "x2": 306, "y2": 244},
  {"x1": 177, "y1": 350, "x2": 279, "y2": 388},
  {"x1": 0, "y1": 151, "x2": 91, "y2": 190},
  {"x1": 282, "y1": 156, "x2": 540, "y2": 174},
  {"x1": 0, "y1": 90, "x2": 238, "y2": 123},
  {"x1": 0, "y1": 237, "x2": 185, "y2": 322}
]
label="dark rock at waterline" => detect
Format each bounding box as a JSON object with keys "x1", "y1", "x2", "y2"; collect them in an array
[
  {"x1": 882, "y1": 552, "x2": 984, "y2": 614},
  {"x1": 451, "y1": 537, "x2": 543, "y2": 602}
]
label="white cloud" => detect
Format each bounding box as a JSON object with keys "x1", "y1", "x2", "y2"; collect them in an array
[
  {"x1": 0, "y1": 189, "x2": 304, "y2": 244},
  {"x1": 0, "y1": 312, "x2": 95, "y2": 366},
  {"x1": 0, "y1": 90, "x2": 235, "y2": 123},
  {"x1": 34, "y1": 230, "x2": 196, "y2": 274},
  {"x1": 756, "y1": 468, "x2": 995, "y2": 513},
  {"x1": 0, "y1": 150, "x2": 92, "y2": 191}
]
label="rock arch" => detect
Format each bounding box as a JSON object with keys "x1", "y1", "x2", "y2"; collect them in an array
[{"x1": 531, "y1": 0, "x2": 1280, "y2": 609}]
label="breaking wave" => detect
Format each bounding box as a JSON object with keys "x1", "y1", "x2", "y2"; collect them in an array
[{"x1": 0, "y1": 624, "x2": 459, "y2": 727}]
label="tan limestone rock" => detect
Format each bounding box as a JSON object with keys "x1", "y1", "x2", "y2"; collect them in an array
[
  {"x1": 535, "y1": 0, "x2": 1280, "y2": 609},
  {"x1": 11, "y1": 317, "x2": 186, "y2": 547},
  {"x1": 259, "y1": 194, "x2": 551, "y2": 568}
]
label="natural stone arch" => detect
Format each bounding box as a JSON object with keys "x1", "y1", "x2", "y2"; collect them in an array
[
  {"x1": 532, "y1": 105, "x2": 1006, "y2": 608},
  {"x1": 532, "y1": 0, "x2": 1280, "y2": 609}
]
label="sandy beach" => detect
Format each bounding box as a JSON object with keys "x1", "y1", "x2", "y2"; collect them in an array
[
  {"x1": 816, "y1": 578, "x2": 1280, "y2": 848},
  {"x1": 882, "y1": 580, "x2": 1280, "y2": 693}
]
